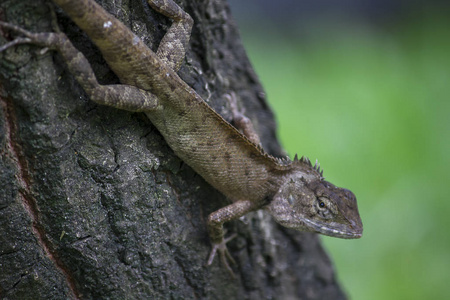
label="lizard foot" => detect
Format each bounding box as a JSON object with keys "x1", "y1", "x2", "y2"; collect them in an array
[
  {"x1": 206, "y1": 233, "x2": 237, "y2": 277},
  {"x1": 0, "y1": 21, "x2": 63, "y2": 53},
  {"x1": 0, "y1": 21, "x2": 35, "y2": 52}
]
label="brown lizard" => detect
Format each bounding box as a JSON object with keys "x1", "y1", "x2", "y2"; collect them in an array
[{"x1": 0, "y1": 0, "x2": 363, "y2": 273}]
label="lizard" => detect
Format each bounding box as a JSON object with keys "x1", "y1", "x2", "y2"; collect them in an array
[{"x1": 0, "y1": 0, "x2": 363, "y2": 273}]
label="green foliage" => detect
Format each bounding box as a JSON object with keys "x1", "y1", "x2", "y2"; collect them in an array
[{"x1": 241, "y1": 12, "x2": 450, "y2": 300}]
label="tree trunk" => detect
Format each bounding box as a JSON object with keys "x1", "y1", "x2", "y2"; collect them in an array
[{"x1": 0, "y1": 0, "x2": 346, "y2": 299}]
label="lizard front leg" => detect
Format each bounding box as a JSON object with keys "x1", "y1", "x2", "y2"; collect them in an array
[
  {"x1": 226, "y1": 92, "x2": 262, "y2": 146},
  {"x1": 0, "y1": 21, "x2": 159, "y2": 112},
  {"x1": 207, "y1": 199, "x2": 260, "y2": 275}
]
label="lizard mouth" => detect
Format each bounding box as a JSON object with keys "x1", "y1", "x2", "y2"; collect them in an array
[{"x1": 302, "y1": 218, "x2": 363, "y2": 239}]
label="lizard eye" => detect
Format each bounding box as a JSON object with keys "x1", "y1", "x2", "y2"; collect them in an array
[
  {"x1": 316, "y1": 197, "x2": 335, "y2": 219},
  {"x1": 317, "y1": 197, "x2": 329, "y2": 210}
]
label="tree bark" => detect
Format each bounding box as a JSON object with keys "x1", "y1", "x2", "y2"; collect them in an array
[{"x1": 0, "y1": 0, "x2": 347, "y2": 299}]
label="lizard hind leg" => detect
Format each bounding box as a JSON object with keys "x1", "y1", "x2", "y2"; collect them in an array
[
  {"x1": 147, "y1": 0, "x2": 194, "y2": 72},
  {"x1": 0, "y1": 21, "x2": 159, "y2": 112}
]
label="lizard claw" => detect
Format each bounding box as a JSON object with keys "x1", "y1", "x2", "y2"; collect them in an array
[{"x1": 206, "y1": 233, "x2": 237, "y2": 277}]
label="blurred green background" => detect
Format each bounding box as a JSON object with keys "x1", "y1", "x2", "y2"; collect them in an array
[{"x1": 229, "y1": 1, "x2": 450, "y2": 299}]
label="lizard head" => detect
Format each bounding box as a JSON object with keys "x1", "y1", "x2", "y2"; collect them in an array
[{"x1": 265, "y1": 171, "x2": 363, "y2": 239}]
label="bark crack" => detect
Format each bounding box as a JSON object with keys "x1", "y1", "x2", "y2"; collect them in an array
[{"x1": 0, "y1": 94, "x2": 81, "y2": 299}]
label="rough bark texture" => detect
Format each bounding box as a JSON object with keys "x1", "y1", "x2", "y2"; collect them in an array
[{"x1": 0, "y1": 0, "x2": 347, "y2": 299}]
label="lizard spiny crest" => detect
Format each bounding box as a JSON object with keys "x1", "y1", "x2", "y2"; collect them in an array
[{"x1": 298, "y1": 155, "x2": 324, "y2": 178}]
